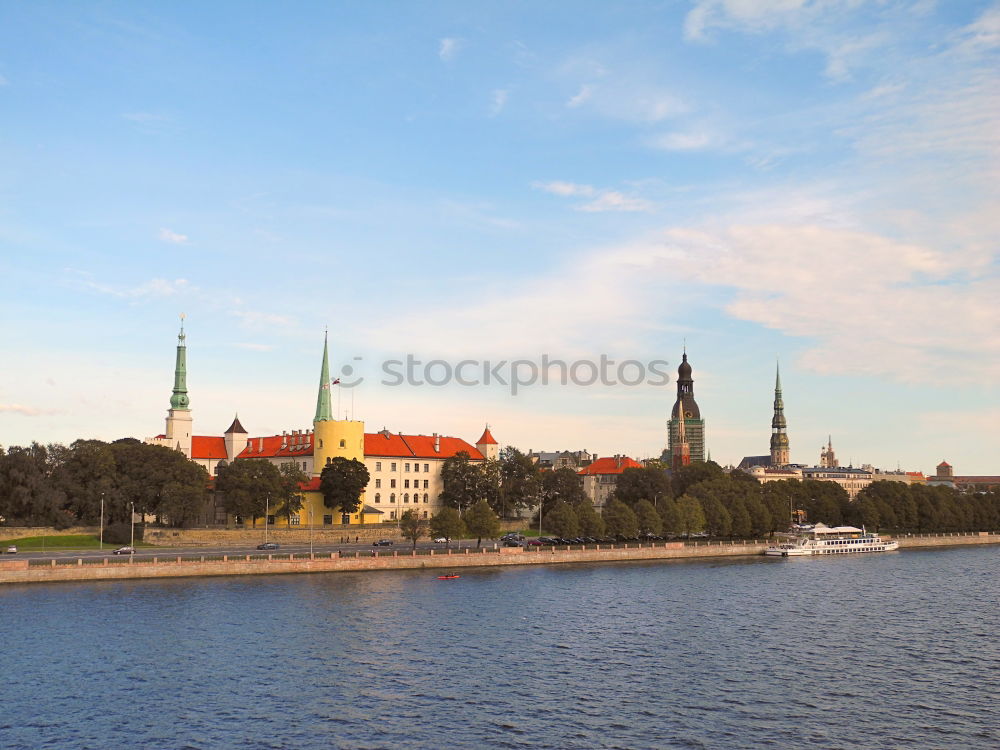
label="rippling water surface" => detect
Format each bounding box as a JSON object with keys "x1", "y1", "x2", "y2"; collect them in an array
[{"x1": 1, "y1": 546, "x2": 998, "y2": 749}]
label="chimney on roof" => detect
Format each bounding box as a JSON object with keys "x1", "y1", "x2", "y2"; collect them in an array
[{"x1": 434, "y1": 433, "x2": 440, "y2": 453}]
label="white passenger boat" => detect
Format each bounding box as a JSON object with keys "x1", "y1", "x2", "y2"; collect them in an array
[{"x1": 764, "y1": 523, "x2": 898, "y2": 557}]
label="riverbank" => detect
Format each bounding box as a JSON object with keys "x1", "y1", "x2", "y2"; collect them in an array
[{"x1": 1, "y1": 532, "x2": 997, "y2": 585}]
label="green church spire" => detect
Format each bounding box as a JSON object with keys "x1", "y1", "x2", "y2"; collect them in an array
[
  {"x1": 314, "y1": 330, "x2": 333, "y2": 422},
  {"x1": 169, "y1": 314, "x2": 190, "y2": 410}
]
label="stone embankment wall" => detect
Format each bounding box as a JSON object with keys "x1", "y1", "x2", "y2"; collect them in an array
[{"x1": 1, "y1": 533, "x2": 997, "y2": 586}]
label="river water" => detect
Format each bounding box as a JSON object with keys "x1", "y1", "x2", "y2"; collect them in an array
[{"x1": 1, "y1": 546, "x2": 997, "y2": 749}]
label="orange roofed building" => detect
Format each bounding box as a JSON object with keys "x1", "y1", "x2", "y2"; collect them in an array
[
  {"x1": 147, "y1": 323, "x2": 499, "y2": 526},
  {"x1": 578, "y1": 455, "x2": 644, "y2": 510}
]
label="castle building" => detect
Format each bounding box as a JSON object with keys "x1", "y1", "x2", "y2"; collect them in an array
[
  {"x1": 663, "y1": 351, "x2": 706, "y2": 464},
  {"x1": 147, "y1": 324, "x2": 497, "y2": 526}
]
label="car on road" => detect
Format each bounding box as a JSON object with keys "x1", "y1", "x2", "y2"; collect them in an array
[
  {"x1": 433, "y1": 537, "x2": 448, "y2": 543},
  {"x1": 5, "y1": 545, "x2": 17, "y2": 554},
  {"x1": 112, "y1": 546, "x2": 135, "y2": 555},
  {"x1": 373, "y1": 539, "x2": 394, "y2": 546},
  {"x1": 502, "y1": 539, "x2": 524, "y2": 547},
  {"x1": 256, "y1": 542, "x2": 280, "y2": 550}
]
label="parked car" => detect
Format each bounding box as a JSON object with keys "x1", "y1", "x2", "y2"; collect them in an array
[
  {"x1": 373, "y1": 539, "x2": 394, "y2": 546},
  {"x1": 433, "y1": 537, "x2": 448, "y2": 544},
  {"x1": 112, "y1": 546, "x2": 135, "y2": 555},
  {"x1": 502, "y1": 540, "x2": 524, "y2": 547},
  {"x1": 525, "y1": 539, "x2": 543, "y2": 546},
  {"x1": 5, "y1": 545, "x2": 17, "y2": 554},
  {"x1": 256, "y1": 542, "x2": 280, "y2": 550}
]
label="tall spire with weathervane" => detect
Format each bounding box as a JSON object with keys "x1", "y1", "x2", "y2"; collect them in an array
[
  {"x1": 315, "y1": 329, "x2": 333, "y2": 422},
  {"x1": 163, "y1": 314, "x2": 193, "y2": 457},
  {"x1": 170, "y1": 314, "x2": 190, "y2": 410},
  {"x1": 769, "y1": 361, "x2": 789, "y2": 466}
]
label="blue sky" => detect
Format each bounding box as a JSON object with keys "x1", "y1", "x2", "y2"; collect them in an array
[{"x1": 1, "y1": 1, "x2": 998, "y2": 473}]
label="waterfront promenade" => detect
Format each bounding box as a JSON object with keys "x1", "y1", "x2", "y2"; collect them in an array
[{"x1": 1, "y1": 532, "x2": 997, "y2": 585}]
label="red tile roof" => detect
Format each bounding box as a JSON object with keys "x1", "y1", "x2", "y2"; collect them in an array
[
  {"x1": 476, "y1": 426, "x2": 498, "y2": 445},
  {"x1": 365, "y1": 432, "x2": 484, "y2": 460},
  {"x1": 231, "y1": 431, "x2": 483, "y2": 461},
  {"x1": 192, "y1": 436, "x2": 228, "y2": 460},
  {"x1": 578, "y1": 456, "x2": 643, "y2": 475}
]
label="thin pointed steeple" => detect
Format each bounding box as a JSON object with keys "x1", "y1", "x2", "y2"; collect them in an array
[
  {"x1": 314, "y1": 330, "x2": 333, "y2": 422},
  {"x1": 169, "y1": 314, "x2": 190, "y2": 410},
  {"x1": 769, "y1": 360, "x2": 789, "y2": 466}
]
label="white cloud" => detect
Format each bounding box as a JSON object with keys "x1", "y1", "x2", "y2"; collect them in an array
[
  {"x1": 439, "y1": 37, "x2": 461, "y2": 61},
  {"x1": 646, "y1": 131, "x2": 716, "y2": 151},
  {"x1": 951, "y1": 5, "x2": 1000, "y2": 54},
  {"x1": 81, "y1": 277, "x2": 192, "y2": 299},
  {"x1": 567, "y1": 84, "x2": 592, "y2": 108},
  {"x1": 158, "y1": 228, "x2": 189, "y2": 244},
  {"x1": 0, "y1": 404, "x2": 59, "y2": 417},
  {"x1": 577, "y1": 191, "x2": 652, "y2": 213},
  {"x1": 684, "y1": 0, "x2": 809, "y2": 41},
  {"x1": 490, "y1": 88, "x2": 509, "y2": 116},
  {"x1": 532, "y1": 181, "x2": 596, "y2": 197},
  {"x1": 533, "y1": 181, "x2": 651, "y2": 212}
]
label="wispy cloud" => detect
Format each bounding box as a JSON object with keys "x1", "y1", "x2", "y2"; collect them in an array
[
  {"x1": 230, "y1": 310, "x2": 294, "y2": 327},
  {"x1": 533, "y1": 181, "x2": 651, "y2": 212},
  {"x1": 0, "y1": 404, "x2": 60, "y2": 417},
  {"x1": 646, "y1": 130, "x2": 717, "y2": 151},
  {"x1": 566, "y1": 84, "x2": 592, "y2": 108},
  {"x1": 439, "y1": 37, "x2": 461, "y2": 61},
  {"x1": 158, "y1": 228, "x2": 189, "y2": 244},
  {"x1": 490, "y1": 88, "x2": 509, "y2": 116},
  {"x1": 80, "y1": 277, "x2": 192, "y2": 299},
  {"x1": 578, "y1": 192, "x2": 652, "y2": 213}
]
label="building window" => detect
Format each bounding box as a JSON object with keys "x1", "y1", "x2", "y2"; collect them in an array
[
  {"x1": 404, "y1": 493, "x2": 409, "y2": 503},
  {"x1": 423, "y1": 511, "x2": 428, "y2": 519},
  {"x1": 423, "y1": 493, "x2": 429, "y2": 503},
  {"x1": 390, "y1": 511, "x2": 396, "y2": 520},
  {"x1": 376, "y1": 461, "x2": 382, "y2": 471},
  {"x1": 413, "y1": 463, "x2": 419, "y2": 473},
  {"x1": 390, "y1": 479, "x2": 396, "y2": 488},
  {"x1": 323, "y1": 515, "x2": 333, "y2": 525},
  {"x1": 290, "y1": 515, "x2": 301, "y2": 526},
  {"x1": 405, "y1": 463, "x2": 411, "y2": 472},
  {"x1": 391, "y1": 462, "x2": 397, "y2": 471},
  {"x1": 424, "y1": 463, "x2": 429, "y2": 472},
  {"x1": 390, "y1": 493, "x2": 396, "y2": 503},
  {"x1": 319, "y1": 439, "x2": 323, "y2": 448},
  {"x1": 302, "y1": 462, "x2": 306, "y2": 471},
  {"x1": 339, "y1": 439, "x2": 346, "y2": 448},
  {"x1": 374, "y1": 493, "x2": 381, "y2": 503},
  {"x1": 423, "y1": 480, "x2": 429, "y2": 489},
  {"x1": 375, "y1": 479, "x2": 381, "y2": 489},
  {"x1": 404, "y1": 479, "x2": 410, "y2": 489}
]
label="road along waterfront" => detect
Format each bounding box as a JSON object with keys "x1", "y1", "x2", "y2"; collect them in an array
[{"x1": 1, "y1": 532, "x2": 997, "y2": 585}]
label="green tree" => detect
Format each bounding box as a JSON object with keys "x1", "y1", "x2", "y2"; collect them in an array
[
  {"x1": 729, "y1": 497, "x2": 752, "y2": 539},
  {"x1": 399, "y1": 509, "x2": 427, "y2": 549},
  {"x1": 498, "y1": 446, "x2": 541, "y2": 518},
  {"x1": 53, "y1": 439, "x2": 119, "y2": 524},
  {"x1": 463, "y1": 499, "x2": 500, "y2": 547},
  {"x1": 614, "y1": 467, "x2": 671, "y2": 509},
  {"x1": 658, "y1": 497, "x2": 682, "y2": 536},
  {"x1": 216, "y1": 459, "x2": 285, "y2": 526},
  {"x1": 634, "y1": 499, "x2": 663, "y2": 535},
  {"x1": 429, "y1": 507, "x2": 467, "y2": 544},
  {"x1": 671, "y1": 460, "x2": 725, "y2": 498},
  {"x1": 540, "y1": 467, "x2": 586, "y2": 514},
  {"x1": 701, "y1": 496, "x2": 732, "y2": 537},
  {"x1": 0, "y1": 443, "x2": 67, "y2": 526},
  {"x1": 675, "y1": 494, "x2": 707, "y2": 537},
  {"x1": 277, "y1": 462, "x2": 308, "y2": 523},
  {"x1": 319, "y1": 457, "x2": 370, "y2": 518},
  {"x1": 440, "y1": 451, "x2": 486, "y2": 515},
  {"x1": 747, "y1": 497, "x2": 772, "y2": 538},
  {"x1": 546, "y1": 500, "x2": 581, "y2": 538},
  {"x1": 602, "y1": 499, "x2": 639, "y2": 537},
  {"x1": 575, "y1": 501, "x2": 606, "y2": 537}
]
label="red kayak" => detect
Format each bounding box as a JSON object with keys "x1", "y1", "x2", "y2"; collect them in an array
[{"x1": 437, "y1": 574, "x2": 460, "y2": 580}]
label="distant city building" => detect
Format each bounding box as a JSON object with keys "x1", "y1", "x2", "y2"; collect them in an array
[
  {"x1": 928, "y1": 461, "x2": 1000, "y2": 493},
  {"x1": 747, "y1": 465, "x2": 803, "y2": 483},
  {"x1": 871, "y1": 469, "x2": 927, "y2": 486},
  {"x1": 663, "y1": 350, "x2": 706, "y2": 464},
  {"x1": 819, "y1": 436, "x2": 839, "y2": 468},
  {"x1": 801, "y1": 466, "x2": 873, "y2": 500},
  {"x1": 146, "y1": 323, "x2": 496, "y2": 525},
  {"x1": 528, "y1": 449, "x2": 595, "y2": 471},
  {"x1": 578, "y1": 455, "x2": 643, "y2": 510}
]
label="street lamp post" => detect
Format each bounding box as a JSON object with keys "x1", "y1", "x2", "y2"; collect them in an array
[
  {"x1": 309, "y1": 507, "x2": 314, "y2": 556},
  {"x1": 99, "y1": 493, "x2": 105, "y2": 551},
  {"x1": 129, "y1": 501, "x2": 135, "y2": 549},
  {"x1": 264, "y1": 495, "x2": 269, "y2": 545}
]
